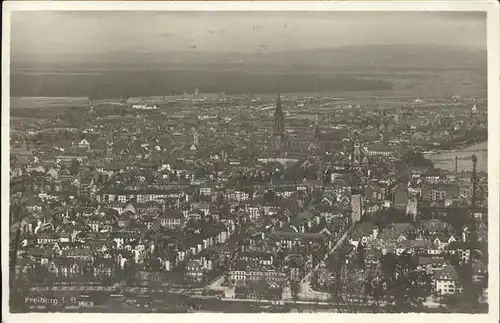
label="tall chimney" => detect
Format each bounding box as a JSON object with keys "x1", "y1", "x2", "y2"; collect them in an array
[{"x1": 470, "y1": 154, "x2": 478, "y2": 244}]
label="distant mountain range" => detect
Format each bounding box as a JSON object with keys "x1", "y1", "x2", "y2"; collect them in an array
[{"x1": 12, "y1": 44, "x2": 486, "y2": 71}]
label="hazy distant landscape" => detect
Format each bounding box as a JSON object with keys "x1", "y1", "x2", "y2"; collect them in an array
[{"x1": 10, "y1": 44, "x2": 486, "y2": 98}]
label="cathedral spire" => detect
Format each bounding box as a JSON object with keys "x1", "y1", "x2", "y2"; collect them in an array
[
  {"x1": 274, "y1": 90, "x2": 284, "y2": 135},
  {"x1": 276, "y1": 89, "x2": 281, "y2": 109}
]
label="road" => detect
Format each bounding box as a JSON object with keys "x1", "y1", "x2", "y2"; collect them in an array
[
  {"x1": 205, "y1": 225, "x2": 354, "y2": 302},
  {"x1": 206, "y1": 274, "x2": 235, "y2": 298},
  {"x1": 207, "y1": 275, "x2": 225, "y2": 291},
  {"x1": 297, "y1": 224, "x2": 355, "y2": 301},
  {"x1": 423, "y1": 298, "x2": 442, "y2": 309},
  {"x1": 28, "y1": 284, "x2": 205, "y2": 295},
  {"x1": 26, "y1": 282, "x2": 444, "y2": 311}
]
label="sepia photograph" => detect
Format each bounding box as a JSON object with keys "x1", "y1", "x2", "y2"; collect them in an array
[{"x1": 2, "y1": 0, "x2": 499, "y2": 321}]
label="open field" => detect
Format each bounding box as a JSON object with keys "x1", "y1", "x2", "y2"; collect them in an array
[
  {"x1": 10, "y1": 97, "x2": 90, "y2": 109},
  {"x1": 10, "y1": 68, "x2": 486, "y2": 102},
  {"x1": 10, "y1": 69, "x2": 394, "y2": 98}
]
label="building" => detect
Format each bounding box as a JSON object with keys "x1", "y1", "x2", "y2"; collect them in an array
[
  {"x1": 185, "y1": 258, "x2": 206, "y2": 283},
  {"x1": 237, "y1": 251, "x2": 273, "y2": 266},
  {"x1": 393, "y1": 183, "x2": 409, "y2": 211},
  {"x1": 406, "y1": 198, "x2": 418, "y2": 219},
  {"x1": 229, "y1": 262, "x2": 286, "y2": 287},
  {"x1": 272, "y1": 91, "x2": 285, "y2": 151},
  {"x1": 352, "y1": 140, "x2": 362, "y2": 164},
  {"x1": 351, "y1": 194, "x2": 363, "y2": 223},
  {"x1": 434, "y1": 264, "x2": 464, "y2": 295},
  {"x1": 78, "y1": 138, "x2": 91, "y2": 149}
]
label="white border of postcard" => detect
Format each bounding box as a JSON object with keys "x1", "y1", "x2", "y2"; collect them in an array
[{"x1": 2, "y1": 1, "x2": 500, "y2": 323}]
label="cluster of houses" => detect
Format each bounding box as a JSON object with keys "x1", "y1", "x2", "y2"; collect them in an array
[
  {"x1": 9, "y1": 99, "x2": 488, "y2": 309},
  {"x1": 11, "y1": 137, "x2": 375, "y2": 291}
]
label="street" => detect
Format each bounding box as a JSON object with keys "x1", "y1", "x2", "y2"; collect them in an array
[{"x1": 297, "y1": 224, "x2": 355, "y2": 301}]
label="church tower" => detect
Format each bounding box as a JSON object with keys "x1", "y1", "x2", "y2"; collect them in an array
[
  {"x1": 193, "y1": 129, "x2": 199, "y2": 146},
  {"x1": 272, "y1": 90, "x2": 285, "y2": 151},
  {"x1": 24, "y1": 136, "x2": 30, "y2": 151},
  {"x1": 353, "y1": 140, "x2": 361, "y2": 164},
  {"x1": 274, "y1": 90, "x2": 285, "y2": 135},
  {"x1": 313, "y1": 114, "x2": 321, "y2": 139}
]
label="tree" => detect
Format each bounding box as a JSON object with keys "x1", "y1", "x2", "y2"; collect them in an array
[
  {"x1": 371, "y1": 278, "x2": 385, "y2": 307},
  {"x1": 251, "y1": 279, "x2": 269, "y2": 300},
  {"x1": 331, "y1": 265, "x2": 368, "y2": 313},
  {"x1": 290, "y1": 281, "x2": 301, "y2": 301},
  {"x1": 380, "y1": 252, "x2": 400, "y2": 279},
  {"x1": 69, "y1": 159, "x2": 80, "y2": 175},
  {"x1": 401, "y1": 151, "x2": 433, "y2": 168},
  {"x1": 442, "y1": 293, "x2": 488, "y2": 313},
  {"x1": 327, "y1": 277, "x2": 341, "y2": 300},
  {"x1": 124, "y1": 262, "x2": 138, "y2": 286},
  {"x1": 102, "y1": 275, "x2": 114, "y2": 286},
  {"x1": 263, "y1": 191, "x2": 276, "y2": 202},
  {"x1": 384, "y1": 270, "x2": 433, "y2": 312},
  {"x1": 310, "y1": 271, "x2": 319, "y2": 289},
  {"x1": 356, "y1": 244, "x2": 366, "y2": 270},
  {"x1": 33, "y1": 264, "x2": 50, "y2": 283}
]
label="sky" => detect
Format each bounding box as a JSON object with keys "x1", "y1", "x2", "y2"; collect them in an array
[{"x1": 11, "y1": 11, "x2": 486, "y2": 58}]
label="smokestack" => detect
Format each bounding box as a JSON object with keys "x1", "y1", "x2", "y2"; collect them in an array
[
  {"x1": 470, "y1": 154, "x2": 478, "y2": 244},
  {"x1": 455, "y1": 156, "x2": 458, "y2": 174}
]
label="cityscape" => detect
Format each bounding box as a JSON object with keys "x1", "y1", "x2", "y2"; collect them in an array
[{"x1": 7, "y1": 9, "x2": 490, "y2": 314}]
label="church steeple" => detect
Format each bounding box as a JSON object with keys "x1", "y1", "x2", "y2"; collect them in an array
[
  {"x1": 313, "y1": 114, "x2": 321, "y2": 139},
  {"x1": 314, "y1": 125, "x2": 321, "y2": 140},
  {"x1": 193, "y1": 129, "x2": 199, "y2": 146},
  {"x1": 274, "y1": 90, "x2": 284, "y2": 135},
  {"x1": 276, "y1": 89, "x2": 281, "y2": 109},
  {"x1": 272, "y1": 90, "x2": 285, "y2": 152},
  {"x1": 353, "y1": 139, "x2": 361, "y2": 164}
]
